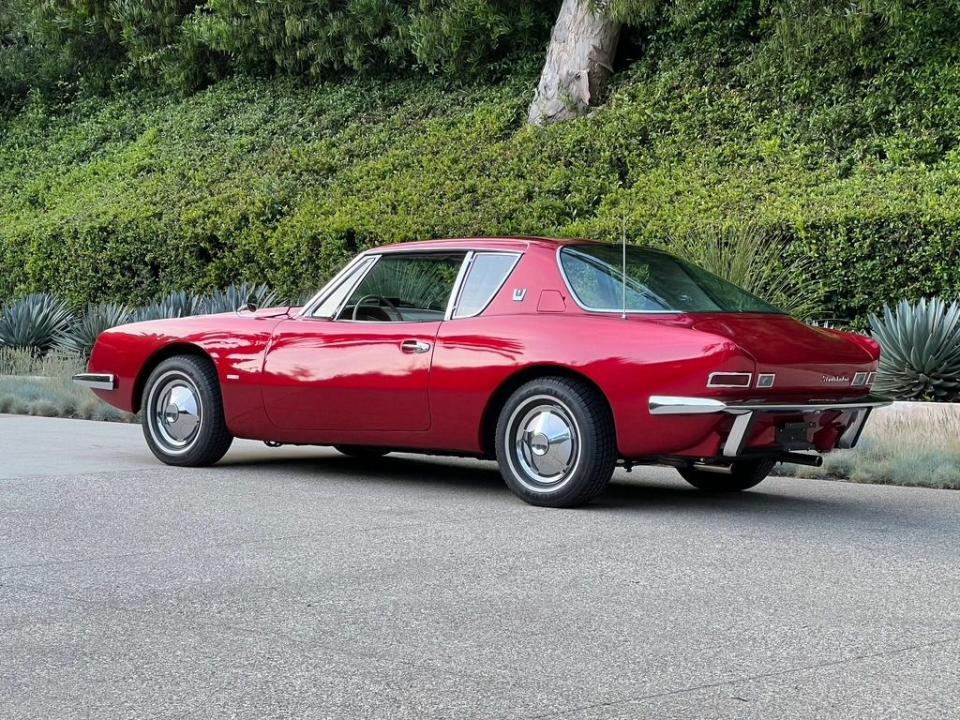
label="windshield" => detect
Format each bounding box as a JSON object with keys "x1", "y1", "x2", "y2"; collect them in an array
[{"x1": 559, "y1": 245, "x2": 783, "y2": 314}]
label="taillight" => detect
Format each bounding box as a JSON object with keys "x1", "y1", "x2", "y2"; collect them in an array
[{"x1": 707, "y1": 372, "x2": 752, "y2": 388}]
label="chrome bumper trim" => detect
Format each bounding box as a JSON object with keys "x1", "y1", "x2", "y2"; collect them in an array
[
  {"x1": 72, "y1": 373, "x2": 117, "y2": 390},
  {"x1": 648, "y1": 394, "x2": 892, "y2": 416},
  {"x1": 648, "y1": 394, "x2": 892, "y2": 458}
]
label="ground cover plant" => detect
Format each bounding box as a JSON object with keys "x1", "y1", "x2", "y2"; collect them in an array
[
  {"x1": 0, "y1": 348, "x2": 134, "y2": 422},
  {"x1": 780, "y1": 406, "x2": 960, "y2": 490}
]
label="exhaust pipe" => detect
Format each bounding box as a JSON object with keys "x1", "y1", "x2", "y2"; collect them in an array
[
  {"x1": 778, "y1": 451, "x2": 823, "y2": 467},
  {"x1": 691, "y1": 462, "x2": 733, "y2": 475}
]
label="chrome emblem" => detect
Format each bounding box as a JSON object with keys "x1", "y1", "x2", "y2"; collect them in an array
[
  {"x1": 821, "y1": 374, "x2": 849, "y2": 385},
  {"x1": 512, "y1": 288, "x2": 527, "y2": 302}
]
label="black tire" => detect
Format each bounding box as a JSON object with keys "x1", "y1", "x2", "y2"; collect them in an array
[
  {"x1": 678, "y1": 458, "x2": 776, "y2": 492},
  {"x1": 141, "y1": 355, "x2": 233, "y2": 467},
  {"x1": 495, "y1": 377, "x2": 617, "y2": 508},
  {"x1": 334, "y1": 445, "x2": 391, "y2": 459}
]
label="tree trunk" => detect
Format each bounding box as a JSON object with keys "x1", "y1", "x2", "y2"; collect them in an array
[{"x1": 528, "y1": 0, "x2": 622, "y2": 126}]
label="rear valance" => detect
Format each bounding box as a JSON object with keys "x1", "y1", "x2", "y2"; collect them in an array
[{"x1": 649, "y1": 394, "x2": 892, "y2": 458}]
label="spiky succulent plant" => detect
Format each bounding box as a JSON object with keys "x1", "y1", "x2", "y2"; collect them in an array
[
  {"x1": 869, "y1": 298, "x2": 960, "y2": 402},
  {"x1": 0, "y1": 293, "x2": 73, "y2": 356},
  {"x1": 56, "y1": 302, "x2": 131, "y2": 358},
  {"x1": 199, "y1": 282, "x2": 281, "y2": 314},
  {"x1": 130, "y1": 291, "x2": 205, "y2": 322}
]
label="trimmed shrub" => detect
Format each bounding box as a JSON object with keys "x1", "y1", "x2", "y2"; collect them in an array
[{"x1": 4, "y1": 1, "x2": 960, "y2": 322}]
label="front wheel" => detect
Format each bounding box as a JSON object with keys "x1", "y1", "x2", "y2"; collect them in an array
[
  {"x1": 141, "y1": 355, "x2": 233, "y2": 467},
  {"x1": 495, "y1": 377, "x2": 616, "y2": 508},
  {"x1": 678, "y1": 458, "x2": 776, "y2": 492}
]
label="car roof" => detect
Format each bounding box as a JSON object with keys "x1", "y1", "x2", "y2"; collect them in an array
[{"x1": 372, "y1": 236, "x2": 600, "y2": 254}]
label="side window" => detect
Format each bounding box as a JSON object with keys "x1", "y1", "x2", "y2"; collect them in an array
[
  {"x1": 340, "y1": 253, "x2": 465, "y2": 322},
  {"x1": 452, "y1": 253, "x2": 520, "y2": 318},
  {"x1": 312, "y1": 257, "x2": 374, "y2": 318}
]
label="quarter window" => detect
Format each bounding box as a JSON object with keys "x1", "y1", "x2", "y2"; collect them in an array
[
  {"x1": 340, "y1": 253, "x2": 465, "y2": 322},
  {"x1": 453, "y1": 253, "x2": 520, "y2": 318},
  {"x1": 312, "y1": 257, "x2": 375, "y2": 318}
]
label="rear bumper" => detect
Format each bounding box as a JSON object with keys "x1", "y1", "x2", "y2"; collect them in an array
[
  {"x1": 649, "y1": 394, "x2": 892, "y2": 458},
  {"x1": 72, "y1": 373, "x2": 117, "y2": 391}
]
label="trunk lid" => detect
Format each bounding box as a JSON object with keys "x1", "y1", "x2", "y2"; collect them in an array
[{"x1": 661, "y1": 313, "x2": 876, "y2": 395}]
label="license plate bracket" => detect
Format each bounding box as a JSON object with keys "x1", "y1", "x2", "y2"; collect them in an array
[{"x1": 777, "y1": 421, "x2": 814, "y2": 450}]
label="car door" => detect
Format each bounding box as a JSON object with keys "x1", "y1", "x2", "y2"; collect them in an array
[{"x1": 260, "y1": 251, "x2": 467, "y2": 432}]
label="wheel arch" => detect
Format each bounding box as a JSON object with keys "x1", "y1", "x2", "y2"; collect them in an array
[
  {"x1": 478, "y1": 364, "x2": 616, "y2": 458},
  {"x1": 132, "y1": 343, "x2": 216, "y2": 413}
]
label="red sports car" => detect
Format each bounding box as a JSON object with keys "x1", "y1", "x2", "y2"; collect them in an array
[{"x1": 75, "y1": 237, "x2": 889, "y2": 507}]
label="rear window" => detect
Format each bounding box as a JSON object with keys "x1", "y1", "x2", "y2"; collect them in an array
[{"x1": 559, "y1": 245, "x2": 783, "y2": 314}]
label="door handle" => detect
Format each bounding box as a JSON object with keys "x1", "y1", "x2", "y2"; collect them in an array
[{"x1": 400, "y1": 340, "x2": 431, "y2": 354}]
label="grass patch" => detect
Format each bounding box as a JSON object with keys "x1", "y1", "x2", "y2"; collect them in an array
[
  {"x1": 780, "y1": 407, "x2": 960, "y2": 490},
  {"x1": 0, "y1": 348, "x2": 135, "y2": 422}
]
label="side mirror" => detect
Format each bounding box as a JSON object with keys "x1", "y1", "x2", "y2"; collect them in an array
[{"x1": 243, "y1": 294, "x2": 258, "y2": 313}]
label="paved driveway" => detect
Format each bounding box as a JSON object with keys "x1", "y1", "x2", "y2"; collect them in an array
[{"x1": 1, "y1": 414, "x2": 958, "y2": 719}]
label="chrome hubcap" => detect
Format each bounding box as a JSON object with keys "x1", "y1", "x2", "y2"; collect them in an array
[
  {"x1": 149, "y1": 372, "x2": 202, "y2": 453},
  {"x1": 507, "y1": 397, "x2": 581, "y2": 492}
]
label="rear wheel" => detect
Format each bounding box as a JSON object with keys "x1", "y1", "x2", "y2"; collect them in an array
[
  {"x1": 495, "y1": 377, "x2": 616, "y2": 508},
  {"x1": 334, "y1": 445, "x2": 391, "y2": 459},
  {"x1": 141, "y1": 355, "x2": 233, "y2": 467},
  {"x1": 678, "y1": 459, "x2": 776, "y2": 492}
]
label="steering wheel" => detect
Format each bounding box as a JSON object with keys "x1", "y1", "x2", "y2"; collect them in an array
[{"x1": 351, "y1": 294, "x2": 400, "y2": 321}]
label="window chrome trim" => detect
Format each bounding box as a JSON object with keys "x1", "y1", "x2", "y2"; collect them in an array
[
  {"x1": 444, "y1": 251, "x2": 475, "y2": 320},
  {"x1": 555, "y1": 246, "x2": 682, "y2": 315},
  {"x1": 448, "y1": 251, "x2": 522, "y2": 320},
  {"x1": 326, "y1": 254, "x2": 384, "y2": 321},
  {"x1": 313, "y1": 249, "x2": 470, "y2": 324},
  {"x1": 300, "y1": 253, "x2": 376, "y2": 318}
]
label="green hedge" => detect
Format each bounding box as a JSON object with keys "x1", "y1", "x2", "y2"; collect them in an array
[{"x1": 2, "y1": 52, "x2": 960, "y2": 324}]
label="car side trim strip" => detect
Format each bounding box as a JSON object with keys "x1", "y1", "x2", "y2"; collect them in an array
[{"x1": 72, "y1": 373, "x2": 117, "y2": 390}]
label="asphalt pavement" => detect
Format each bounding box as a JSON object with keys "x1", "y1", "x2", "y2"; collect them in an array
[{"x1": 1, "y1": 414, "x2": 959, "y2": 719}]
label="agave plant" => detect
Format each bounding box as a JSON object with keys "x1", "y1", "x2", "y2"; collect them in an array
[
  {"x1": 0, "y1": 293, "x2": 73, "y2": 356},
  {"x1": 869, "y1": 298, "x2": 960, "y2": 402},
  {"x1": 130, "y1": 291, "x2": 205, "y2": 322},
  {"x1": 199, "y1": 282, "x2": 281, "y2": 314},
  {"x1": 56, "y1": 302, "x2": 131, "y2": 358}
]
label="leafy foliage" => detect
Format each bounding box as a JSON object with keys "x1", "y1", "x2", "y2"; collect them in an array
[
  {"x1": 0, "y1": 294, "x2": 73, "y2": 355},
  {"x1": 3, "y1": 2, "x2": 960, "y2": 323},
  {"x1": 869, "y1": 298, "x2": 960, "y2": 402},
  {"x1": 18, "y1": 0, "x2": 556, "y2": 91}
]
